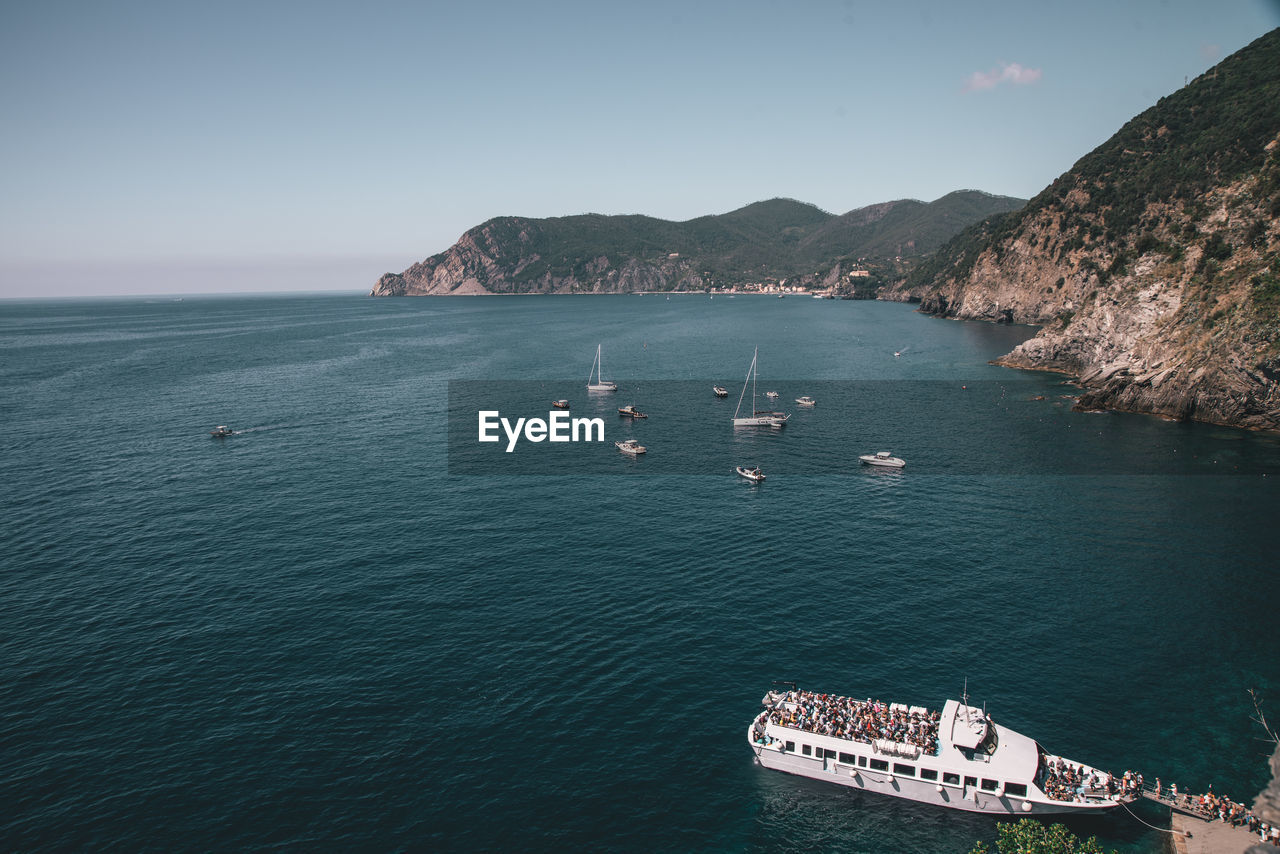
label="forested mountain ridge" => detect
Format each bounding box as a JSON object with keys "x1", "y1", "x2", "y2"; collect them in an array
[{"x1": 370, "y1": 191, "x2": 1025, "y2": 297}]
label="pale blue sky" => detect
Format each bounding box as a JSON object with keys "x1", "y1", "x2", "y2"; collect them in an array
[{"x1": 2, "y1": 0, "x2": 1278, "y2": 296}]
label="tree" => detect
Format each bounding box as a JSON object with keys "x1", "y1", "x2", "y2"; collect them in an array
[{"x1": 968, "y1": 819, "x2": 1116, "y2": 854}]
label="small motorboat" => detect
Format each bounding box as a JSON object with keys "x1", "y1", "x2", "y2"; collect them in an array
[
  {"x1": 859, "y1": 451, "x2": 905, "y2": 468},
  {"x1": 210, "y1": 425, "x2": 234, "y2": 437},
  {"x1": 765, "y1": 391, "x2": 779, "y2": 399},
  {"x1": 713, "y1": 386, "x2": 729, "y2": 398},
  {"x1": 616, "y1": 439, "x2": 646, "y2": 456},
  {"x1": 736, "y1": 465, "x2": 766, "y2": 482},
  {"x1": 795, "y1": 396, "x2": 815, "y2": 406},
  {"x1": 618, "y1": 404, "x2": 648, "y2": 418},
  {"x1": 552, "y1": 400, "x2": 570, "y2": 410}
]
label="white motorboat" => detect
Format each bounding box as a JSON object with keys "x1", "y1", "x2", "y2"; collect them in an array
[
  {"x1": 860, "y1": 451, "x2": 905, "y2": 468},
  {"x1": 210, "y1": 425, "x2": 234, "y2": 437},
  {"x1": 713, "y1": 386, "x2": 729, "y2": 398},
  {"x1": 736, "y1": 465, "x2": 766, "y2": 482},
  {"x1": 552, "y1": 399, "x2": 570, "y2": 410},
  {"x1": 765, "y1": 391, "x2": 779, "y2": 399},
  {"x1": 615, "y1": 438, "x2": 646, "y2": 456},
  {"x1": 587, "y1": 344, "x2": 617, "y2": 392},
  {"x1": 733, "y1": 348, "x2": 790, "y2": 428},
  {"x1": 749, "y1": 684, "x2": 1132, "y2": 815},
  {"x1": 795, "y1": 396, "x2": 815, "y2": 407},
  {"x1": 618, "y1": 404, "x2": 647, "y2": 418}
]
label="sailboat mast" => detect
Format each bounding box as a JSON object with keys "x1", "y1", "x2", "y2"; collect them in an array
[{"x1": 734, "y1": 348, "x2": 755, "y2": 420}]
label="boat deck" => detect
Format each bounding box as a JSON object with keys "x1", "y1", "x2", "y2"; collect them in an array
[{"x1": 764, "y1": 690, "x2": 941, "y2": 757}]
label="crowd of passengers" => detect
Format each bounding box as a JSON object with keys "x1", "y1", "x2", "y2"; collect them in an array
[
  {"x1": 1152, "y1": 779, "x2": 1279, "y2": 845},
  {"x1": 767, "y1": 690, "x2": 940, "y2": 755},
  {"x1": 1039, "y1": 757, "x2": 1125, "y2": 802}
]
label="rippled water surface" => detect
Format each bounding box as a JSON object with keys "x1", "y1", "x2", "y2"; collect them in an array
[{"x1": 2, "y1": 293, "x2": 1277, "y2": 852}]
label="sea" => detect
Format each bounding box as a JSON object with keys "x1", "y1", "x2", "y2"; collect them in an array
[{"x1": 2, "y1": 292, "x2": 1278, "y2": 853}]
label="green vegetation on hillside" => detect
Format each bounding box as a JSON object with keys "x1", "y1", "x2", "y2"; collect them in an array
[{"x1": 446, "y1": 192, "x2": 1025, "y2": 291}]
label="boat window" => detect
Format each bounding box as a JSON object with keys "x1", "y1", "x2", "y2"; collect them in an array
[
  {"x1": 785, "y1": 741, "x2": 795, "y2": 753},
  {"x1": 823, "y1": 748, "x2": 837, "y2": 760},
  {"x1": 964, "y1": 776, "x2": 978, "y2": 788},
  {"x1": 920, "y1": 768, "x2": 938, "y2": 781},
  {"x1": 869, "y1": 759, "x2": 889, "y2": 771},
  {"x1": 943, "y1": 772, "x2": 960, "y2": 785},
  {"x1": 839, "y1": 752, "x2": 857, "y2": 764},
  {"x1": 802, "y1": 744, "x2": 812, "y2": 756},
  {"x1": 1006, "y1": 783, "x2": 1028, "y2": 797},
  {"x1": 857, "y1": 756, "x2": 867, "y2": 768},
  {"x1": 981, "y1": 779, "x2": 999, "y2": 791},
  {"x1": 893, "y1": 763, "x2": 916, "y2": 776}
]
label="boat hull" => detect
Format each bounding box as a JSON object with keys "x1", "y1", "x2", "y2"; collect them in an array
[
  {"x1": 860, "y1": 456, "x2": 905, "y2": 468},
  {"x1": 750, "y1": 734, "x2": 1116, "y2": 816}
]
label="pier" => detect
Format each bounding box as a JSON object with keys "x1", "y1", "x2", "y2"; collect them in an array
[{"x1": 1137, "y1": 784, "x2": 1273, "y2": 852}]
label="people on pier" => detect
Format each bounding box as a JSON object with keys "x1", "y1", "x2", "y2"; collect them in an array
[
  {"x1": 766, "y1": 690, "x2": 941, "y2": 756},
  {"x1": 1144, "y1": 775, "x2": 1274, "y2": 843}
]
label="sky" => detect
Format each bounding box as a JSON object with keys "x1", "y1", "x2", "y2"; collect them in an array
[{"x1": 2, "y1": 0, "x2": 1278, "y2": 297}]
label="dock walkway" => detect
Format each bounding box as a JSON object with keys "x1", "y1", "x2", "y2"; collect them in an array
[{"x1": 1141, "y1": 786, "x2": 1217, "y2": 820}]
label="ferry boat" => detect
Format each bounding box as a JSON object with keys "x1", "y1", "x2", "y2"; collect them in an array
[{"x1": 748, "y1": 685, "x2": 1131, "y2": 815}]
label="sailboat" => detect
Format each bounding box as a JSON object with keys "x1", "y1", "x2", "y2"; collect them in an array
[
  {"x1": 587, "y1": 344, "x2": 617, "y2": 392},
  {"x1": 733, "y1": 348, "x2": 790, "y2": 427}
]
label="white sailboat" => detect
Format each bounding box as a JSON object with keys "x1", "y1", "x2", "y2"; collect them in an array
[
  {"x1": 587, "y1": 344, "x2": 616, "y2": 392},
  {"x1": 733, "y1": 348, "x2": 790, "y2": 427}
]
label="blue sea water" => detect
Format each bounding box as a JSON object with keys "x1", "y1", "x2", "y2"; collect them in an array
[{"x1": 2, "y1": 292, "x2": 1277, "y2": 852}]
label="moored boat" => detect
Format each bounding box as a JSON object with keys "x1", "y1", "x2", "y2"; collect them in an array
[
  {"x1": 749, "y1": 685, "x2": 1132, "y2": 815},
  {"x1": 860, "y1": 451, "x2": 905, "y2": 468},
  {"x1": 587, "y1": 344, "x2": 617, "y2": 392},
  {"x1": 733, "y1": 349, "x2": 789, "y2": 428}
]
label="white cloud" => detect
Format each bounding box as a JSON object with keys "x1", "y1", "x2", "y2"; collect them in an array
[{"x1": 964, "y1": 62, "x2": 1043, "y2": 93}]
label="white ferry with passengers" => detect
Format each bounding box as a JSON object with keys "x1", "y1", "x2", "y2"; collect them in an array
[{"x1": 748, "y1": 684, "x2": 1132, "y2": 815}]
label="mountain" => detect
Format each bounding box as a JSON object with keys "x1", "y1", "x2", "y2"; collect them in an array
[
  {"x1": 370, "y1": 190, "x2": 1025, "y2": 297},
  {"x1": 890, "y1": 28, "x2": 1280, "y2": 431}
]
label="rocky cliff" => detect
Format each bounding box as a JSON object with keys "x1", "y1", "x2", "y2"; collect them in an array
[
  {"x1": 892, "y1": 28, "x2": 1280, "y2": 431},
  {"x1": 371, "y1": 191, "x2": 1025, "y2": 297}
]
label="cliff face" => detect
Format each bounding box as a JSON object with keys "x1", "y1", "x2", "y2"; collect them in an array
[
  {"x1": 370, "y1": 191, "x2": 1025, "y2": 297},
  {"x1": 893, "y1": 29, "x2": 1280, "y2": 431}
]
